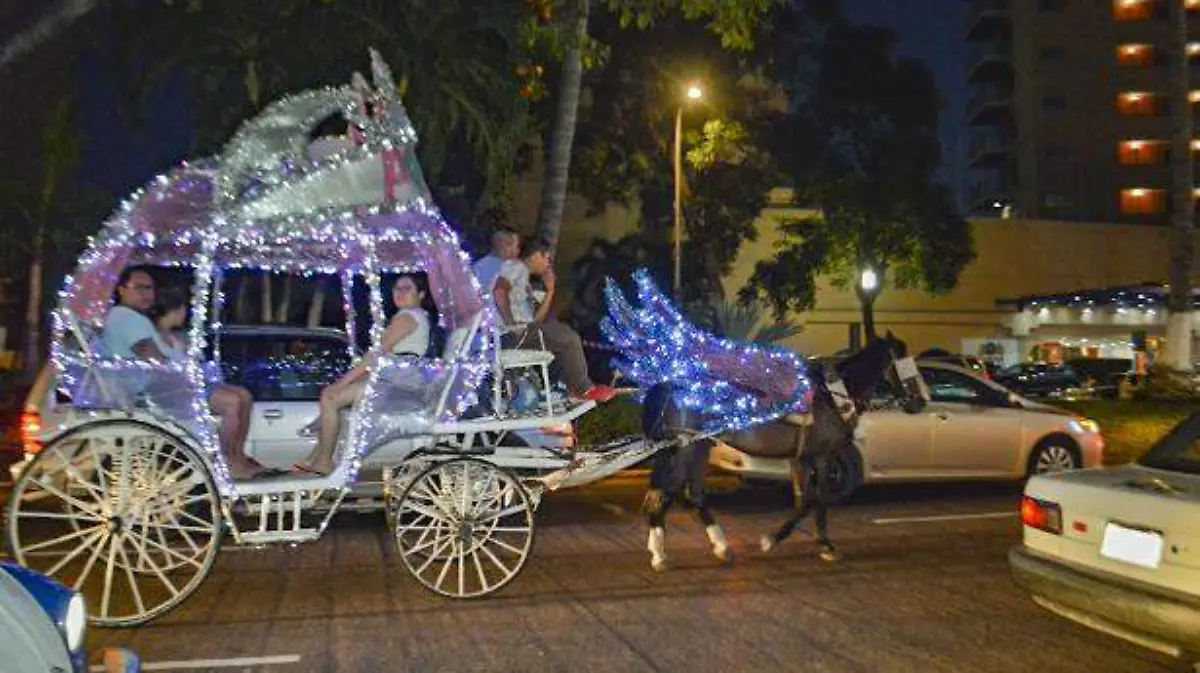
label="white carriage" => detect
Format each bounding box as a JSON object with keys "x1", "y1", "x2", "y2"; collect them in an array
[{"x1": 4, "y1": 50, "x2": 664, "y2": 627}]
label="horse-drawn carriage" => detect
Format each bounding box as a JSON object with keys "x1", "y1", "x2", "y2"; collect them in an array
[
  {"x1": 4, "y1": 50, "x2": 671, "y2": 627},
  {"x1": 5, "y1": 49, "x2": 928, "y2": 629}
]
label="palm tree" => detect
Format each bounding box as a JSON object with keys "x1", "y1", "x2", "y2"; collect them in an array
[
  {"x1": 534, "y1": 0, "x2": 590, "y2": 250},
  {"x1": 1165, "y1": 0, "x2": 1194, "y2": 371}
]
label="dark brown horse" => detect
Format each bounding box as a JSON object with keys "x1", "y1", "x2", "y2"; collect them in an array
[{"x1": 640, "y1": 332, "x2": 926, "y2": 570}]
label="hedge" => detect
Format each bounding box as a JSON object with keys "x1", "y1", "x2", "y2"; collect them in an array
[
  {"x1": 578, "y1": 397, "x2": 1197, "y2": 467},
  {"x1": 1050, "y1": 400, "x2": 1194, "y2": 465}
]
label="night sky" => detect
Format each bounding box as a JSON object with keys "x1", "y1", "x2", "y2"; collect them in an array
[
  {"x1": 74, "y1": 0, "x2": 970, "y2": 211},
  {"x1": 842, "y1": 0, "x2": 970, "y2": 211}
]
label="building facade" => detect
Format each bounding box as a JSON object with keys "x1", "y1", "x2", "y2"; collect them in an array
[
  {"x1": 966, "y1": 0, "x2": 1200, "y2": 222},
  {"x1": 726, "y1": 203, "x2": 1200, "y2": 364}
]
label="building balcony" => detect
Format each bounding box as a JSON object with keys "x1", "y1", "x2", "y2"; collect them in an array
[
  {"x1": 967, "y1": 86, "x2": 1014, "y2": 126},
  {"x1": 967, "y1": 42, "x2": 1013, "y2": 85},
  {"x1": 967, "y1": 135, "x2": 1013, "y2": 168},
  {"x1": 965, "y1": 0, "x2": 1009, "y2": 42}
]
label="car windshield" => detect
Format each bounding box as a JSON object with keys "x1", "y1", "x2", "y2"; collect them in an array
[{"x1": 1137, "y1": 412, "x2": 1200, "y2": 475}]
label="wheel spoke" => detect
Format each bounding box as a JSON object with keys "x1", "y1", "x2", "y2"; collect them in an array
[
  {"x1": 43, "y1": 528, "x2": 106, "y2": 578},
  {"x1": 22, "y1": 525, "x2": 106, "y2": 554},
  {"x1": 114, "y1": 536, "x2": 147, "y2": 616}
]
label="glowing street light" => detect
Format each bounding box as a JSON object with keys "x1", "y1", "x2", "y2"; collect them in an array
[
  {"x1": 860, "y1": 268, "x2": 879, "y2": 293},
  {"x1": 674, "y1": 82, "x2": 704, "y2": 299}
]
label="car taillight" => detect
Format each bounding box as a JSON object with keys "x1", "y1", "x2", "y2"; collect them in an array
[
  {"x1": 20, "y1": 410, "x2": 42, "y2": 454},
  {"x1": 1020, "y1": 495, "x2": 1062, "y2": 535}
]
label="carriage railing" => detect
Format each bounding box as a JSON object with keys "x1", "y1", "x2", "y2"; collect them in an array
[
  {"x1": 349, "y1": 355, "x2": 490, "y2": 457},
  {"x1": 56, "y1": 355, "x2": 212, "y2": 440}
]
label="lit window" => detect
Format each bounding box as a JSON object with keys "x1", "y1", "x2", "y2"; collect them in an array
[
  {"x1": 1120, "y1": 188, "x2": 1166, "y2": 214},
  {"x1": 1117, "y1": 92, "x2": 1160, "y2": 116},
  {"x1": 1114, "y1": 0, "x2": 1154, "y2": 21},
  {"x1": 1118, "y1": 140, "x2": 1167, "y2": 164},
  {"x1": 1117, "y1": 44, "x2": 1157, "y2": 67}
]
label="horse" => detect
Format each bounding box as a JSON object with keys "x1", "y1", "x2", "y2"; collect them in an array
[{"x1": 639, "y1": 332, "x2": 926, "y2": 571}]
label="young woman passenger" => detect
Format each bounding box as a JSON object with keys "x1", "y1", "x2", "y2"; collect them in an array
[{"x1": 294, "y1": 272, "x2": 436, "y2": 476}]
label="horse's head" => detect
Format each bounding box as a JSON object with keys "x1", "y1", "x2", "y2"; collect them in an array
[{"x1": 834, "y1": 330, "x2": 927, "y2": 414}]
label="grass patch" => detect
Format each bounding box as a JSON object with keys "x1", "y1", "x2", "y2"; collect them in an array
[{"x1": 1052, "y1": 400, "x2": 1194, "y2": 465}]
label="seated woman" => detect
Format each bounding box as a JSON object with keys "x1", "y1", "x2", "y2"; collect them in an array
[
  {"x1": 148, "y1": 287, "x2": 282, "y2": 478},
  {"x1": 294, "y1": 272, "x2": 435, "y2": 476}
]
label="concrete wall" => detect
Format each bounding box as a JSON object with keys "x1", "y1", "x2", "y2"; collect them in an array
[{"x1": 723, "y1": 210, "x2": 1195, "y2": 357}]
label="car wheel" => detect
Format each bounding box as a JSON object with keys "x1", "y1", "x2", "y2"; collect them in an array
[
  {"x1": 1027, "y1": 437, "x2": 1081, "y2": 476},
  {"x1": 823, "y1": 445, "x2": 863, "y2": 505}
]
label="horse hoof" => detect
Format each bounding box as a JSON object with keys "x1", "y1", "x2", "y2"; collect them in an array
[
  {"x1": 651, "y1": 557, "x2": 671, "y2": 573},
  {"x1": 818, "y1": 545, "x2": 841, "y2": 563},
  {"x1": 714, "y1": 547, "x2": 735, "y2": 566},
  {"x1": 759, "y1": 535, "x2": 776, "y2": 553}
]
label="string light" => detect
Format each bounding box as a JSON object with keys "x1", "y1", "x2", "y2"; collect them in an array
[{"x1": 601, "y1": 269, "x2": 812, "y2": 433}]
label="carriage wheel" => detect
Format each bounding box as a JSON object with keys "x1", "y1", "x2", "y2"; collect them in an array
[
  {"x1": 6, "y1": 420, "x2": 222, "y2": 627},
  {"x1": 393, "y1": 457, "x2": 535, "y2": 599}
]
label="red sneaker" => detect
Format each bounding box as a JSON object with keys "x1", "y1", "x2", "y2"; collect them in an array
[{"x1": 572, "y1": 385, "x2": 617, "y2": 403}]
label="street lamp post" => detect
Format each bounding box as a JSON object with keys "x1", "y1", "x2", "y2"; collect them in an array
[
  {"x1": 857, "y1": 267, "x2": 880, "y2": 342},
  {"x1": 673, "y1": 83, "x2": 703, "y2": 299}
]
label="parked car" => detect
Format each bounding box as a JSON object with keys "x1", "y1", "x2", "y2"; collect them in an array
[
  {"x1": 991, "y1": 362, "x2": 1091, "y2": 399},
  {"x1": 1010, "y1": 412, "x2": 1200, "y2": 663},
  {"x1": 917, "y1": 350, "x2": 990, "y2": 380},
  {"x1": 1064, "y1": 357, "x2": 1133, "y2": 399},
  {"x1": 709, "y1": 360, "x2": 1105, "y2": 501},
  {"x1": 17, "y1": 325, "x2": 575, "y2": 504},
  {"x1": 1, "y1": 560, "x2": 139, "y2": 672}
]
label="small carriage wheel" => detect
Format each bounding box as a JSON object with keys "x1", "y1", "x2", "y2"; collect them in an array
[
  {"x1": 393, "y1": 457, "x2": 535, "y2": 599},
  {"x1": 5, "y1": 419, "x2": 223, "y2": 627}
]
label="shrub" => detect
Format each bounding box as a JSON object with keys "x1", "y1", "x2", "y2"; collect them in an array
[{"x1": 1052, "y1": 399, "x2": 1192, "y2": 465}]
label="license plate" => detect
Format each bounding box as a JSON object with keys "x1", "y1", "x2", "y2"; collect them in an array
[{"x1": 1100, "y1": 522, "x2": 1163, "y2": 570}]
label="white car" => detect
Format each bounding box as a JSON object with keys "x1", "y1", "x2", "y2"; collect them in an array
[
  {"x1": 709, "y1": 360, "x2": 1105, "y2": 501},
  {"x1": 1010, "y1": 412, "x2": 1200, "y2": 662},
  {"x1": 16, "y1": 325, "x2": 574, "y2": 507}
]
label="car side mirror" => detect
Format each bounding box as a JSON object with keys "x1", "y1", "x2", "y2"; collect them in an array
[{"x1": 901, "y1": 397, "x2": 926, "y2": 414}]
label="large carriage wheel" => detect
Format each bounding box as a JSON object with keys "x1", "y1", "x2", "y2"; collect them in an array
[
  {"x1": 393, "y1": 457, "x2": 535, "y2": 598},
  {"x1": 5, "y1": 420, "x2": 222, "y2": 627}
]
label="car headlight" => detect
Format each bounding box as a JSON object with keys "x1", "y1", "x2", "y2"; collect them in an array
[
  {"x1": 1070, "y1": 418, "x2": 1100, "y2": 434},
  {"x1": 64, "y1": 592, "x2": 87, "y2": 652}
]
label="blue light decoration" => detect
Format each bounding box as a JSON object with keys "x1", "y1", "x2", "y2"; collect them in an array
[{"x1": 600, "y1": 269, "x2": 812, "y2": 434}]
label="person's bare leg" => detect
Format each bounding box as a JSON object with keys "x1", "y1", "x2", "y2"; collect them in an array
[
  {"x1": 210, "y1": 388, "x2": 258, "y2": 479},
  {"x1": 296, "y1": 381, "x2": 364, "y2": 475}
]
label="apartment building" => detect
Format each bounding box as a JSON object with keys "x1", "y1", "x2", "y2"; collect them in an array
[{"x1": 966, "y1": 0, "x2": 1200, "y2": 222}]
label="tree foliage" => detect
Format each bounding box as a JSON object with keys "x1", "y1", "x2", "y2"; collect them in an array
[
  {"x1": 741, "y1": 2, "x2": 974, "y2": 319},
  {"x1": 98, "y1": 0, "x2": 534, "y2": 225}
]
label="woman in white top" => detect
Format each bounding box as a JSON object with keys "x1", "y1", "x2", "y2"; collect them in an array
[{"x1": 295, "y1": 272, "x2": 433, "y2": 476}]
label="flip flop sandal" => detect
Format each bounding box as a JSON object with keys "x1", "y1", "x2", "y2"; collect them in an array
[{"x1": 292, "y1": 463, "x2": 331, "y2": 477}]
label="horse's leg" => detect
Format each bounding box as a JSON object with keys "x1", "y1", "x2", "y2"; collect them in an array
[
  {"x1": 811, "y1": 452, "x2": 842, "y2": 562},
  {"x1": 684, "y1": 439, "x2": 733, "y2": 565},
  {"x1": 644, "y1": 449, "x2": 676, "y2": 572},
  {"x1": 645, "y1": 490, "x2": 675, "y2": 572},
  {"x1": 760, "y1": 455, "x2": 813, "y2": 553}
]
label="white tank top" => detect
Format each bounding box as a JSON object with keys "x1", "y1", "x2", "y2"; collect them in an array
[{"x1": 390, "y1": 308, "x2": 431, "y2": 356}]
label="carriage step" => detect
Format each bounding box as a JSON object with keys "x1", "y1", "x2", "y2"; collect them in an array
[{"x1": 236, "y1": 529, "x2": 323, "y2": 546}]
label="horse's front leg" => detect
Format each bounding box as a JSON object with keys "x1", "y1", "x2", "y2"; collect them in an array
[
  {"x1": 644, "y1": 488, "x2": 675, "y2": 572},
  {"x1": 811, "y1": 453, "x2": 841, "y2": 562},
  {"x1": 760, "y1": 456, "x2": 811, "y2": 553}
]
